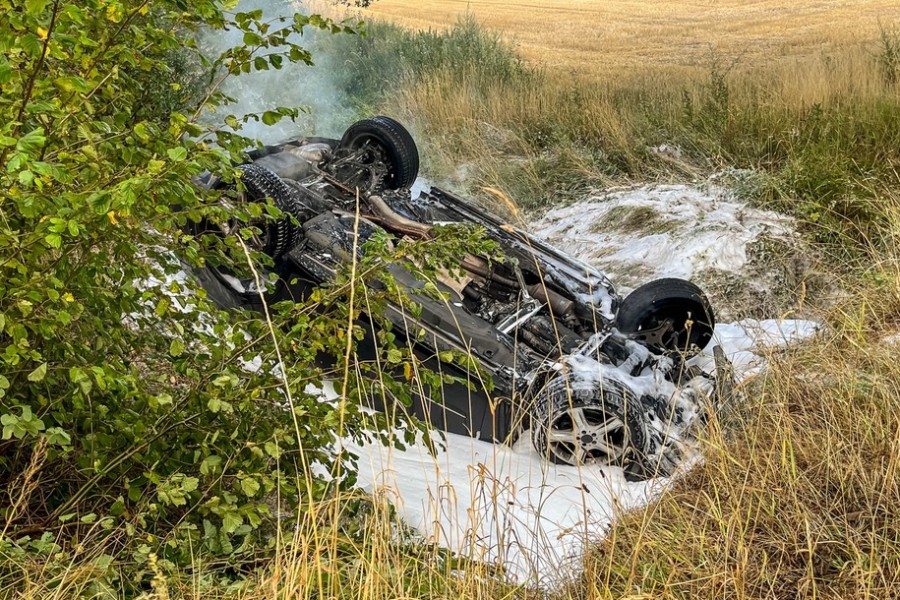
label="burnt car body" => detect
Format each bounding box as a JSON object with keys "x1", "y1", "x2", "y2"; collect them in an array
[{"x1": 191, "y1": 116, "x2": 722, "y2": 479}]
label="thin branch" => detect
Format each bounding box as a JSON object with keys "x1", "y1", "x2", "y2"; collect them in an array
[
  {"x1": 15, "y1": 0, "x2": 61, "y2": 126},
  {"x1": 0, "y1": 0, "x2": 62, "y2": 170}
]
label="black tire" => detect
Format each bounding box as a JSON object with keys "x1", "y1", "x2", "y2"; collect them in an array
[
  {"x1": 530, "y1": 374, "x2": 648, "y2": 475},
  {"x1": 339, "y1": 116, "x2": 419, "y2": 189},
  {"x1": 191, "y1": 165, "x2": 301, "y2": 310},
  {"x1": 616, "y1": 278, "x2": 715, "y2": 352},
  {"x1": 233, "y1": 164, "x2": 303, "y2": 258}
]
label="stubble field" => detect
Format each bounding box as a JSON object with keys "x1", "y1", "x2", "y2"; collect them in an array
[{"x1": 330, "y1": 0, "x2": 900, "y2": 78}]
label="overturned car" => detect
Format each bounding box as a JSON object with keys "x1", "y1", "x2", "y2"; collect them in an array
[{"x1": 191, "y1": 116, "x2": 725, "y2": 479}]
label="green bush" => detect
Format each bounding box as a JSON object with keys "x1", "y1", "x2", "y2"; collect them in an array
[{"x1": 0, "y1": 1, "x2": 491, "y2": 593}]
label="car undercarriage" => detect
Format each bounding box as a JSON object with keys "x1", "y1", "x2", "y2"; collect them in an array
[{"x1": 190, "y1": 116, "x2": 726, "y2": 480}]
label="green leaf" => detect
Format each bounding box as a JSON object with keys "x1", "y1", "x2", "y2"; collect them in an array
[
  {"x1": 222, "y1": 512, "x2": 242, "y2": 534},
  {"x1": 27, "y1": 363, "x2": 48, "y2": 382},
  {"x1": 16, "y1": 128, "x2": 46, "y2": 154},
  {"x1": 26, "y1": 0, "x2": 52, "y2": 13},
  {"x1": 169, "y1": 338, "x2": 185, "y2": 357},
  {"x1": 264, "y1": 441, "x2": 281, "y2": 458},
  {"x1": 0, "y1": 61, "x2": 12, "y2": 85},
  {"x1": 109, "y1": 498, "x2": 126, "y2": 517},
  {"x1": 20, "y1": 34, "x2": 42, "y2": 59},
  {"x1": 68, "y1": 367, "x2": 92, "y2": 394},
  {"x1": 242, "y1": 31, "x2": 264, "y2": 46},
  {"x1": 44, "y1": 233, "x2": 62, "y2": 249},
  {"x1": 17, "y1": 300, "x2": 33, "y2": 316},
  {"x1": 89, "y1": 192, "x2": 112, "y2": 214},
  {"x1": 212, "y1": 374, "x2": 233, "y2": 387},
  {"x1": 45, "y1": 427, "x2": 71, "y2": 447},
  {"x1": 53, "y1": 76, "x2": 91, "y2": 93},
  {"x1": 167, "y1": 146, "x2": 188, "y2": 161},
  {"x1": 241, "y1": 477, "x2": 260, "y2": 497},
  {"x1": 200, "y1": 455, "x2": 222, "y2": 475},
  {"x1": 134, "y1": 122, "x2": 151, "y2": 142},
  {"x1": 155, "y1": 297, "x2": 170, "y2": 317}
]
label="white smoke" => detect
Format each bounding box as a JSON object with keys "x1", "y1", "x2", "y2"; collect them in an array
[{"x1": 199, "y1": 0, "x2": 358, "y2": 144}]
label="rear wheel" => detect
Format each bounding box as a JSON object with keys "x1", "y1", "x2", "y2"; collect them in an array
[
  {"x1": 337, "y1": 116, "x2": 419, "y2": 190},
  {"x1": 616, "y1": 278, "x2": 715, "y2": 352}
]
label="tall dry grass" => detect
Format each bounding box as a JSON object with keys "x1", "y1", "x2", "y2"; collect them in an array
[
  {"x1": 347, "y1": 23, "x2": 900, "y2": 239},
  {"x1": 577, "y1": 214, "x2": 900, "y2": 599}
]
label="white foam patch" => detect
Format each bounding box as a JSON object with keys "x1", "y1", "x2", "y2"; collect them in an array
[
  {"x1": 532, "y1": 183, "x2": 796, "y2": 288},
  {"x1": 347, "y1": 432, "x2": 660, "y2": 586}
]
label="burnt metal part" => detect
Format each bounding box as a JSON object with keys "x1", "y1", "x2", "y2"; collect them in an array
[
  {"x1": 368, "y1": 195, "x2": 433, "y2": 238},
  {"x1": 189, "y1": 116, "x2": 722, "y2": 480}
]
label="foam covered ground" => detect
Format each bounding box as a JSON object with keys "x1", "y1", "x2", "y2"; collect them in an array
[{"x1": 532, "y1": 183, "x2": 798, "y2": 292}]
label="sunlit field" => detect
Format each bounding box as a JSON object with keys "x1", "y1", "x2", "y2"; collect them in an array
[{"x1": 320, "y1": 0, "x2": 900, "y2": 78}]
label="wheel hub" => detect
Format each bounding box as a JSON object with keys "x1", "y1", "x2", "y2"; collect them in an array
[
  {"x1": 629, "y1": 317, "x2": 677, "y2": 348},
  {"x1": 545, "y1": 405, "x2": 631, "y2": 466}
]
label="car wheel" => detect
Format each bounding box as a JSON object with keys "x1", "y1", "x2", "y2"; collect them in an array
[
  {"x1": 338, "y1": 116, "x2": 419, "y2": 189},
  {"x1": 192, "y1": 164, "x2": 301, "y2": 309},
  {"x1": 230, "y1": 164, "x2": 303, "y2": 258},
  {"x1": 616, "y1": 278, "x2": 715, "y2": 352},
  {"x1": 530, "y1": 374, "x2": 649, "y2": 475}
]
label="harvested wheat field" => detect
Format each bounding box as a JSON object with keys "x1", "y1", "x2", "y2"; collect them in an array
[{"x1": 327, "y1": 0, "x2": 900, "y2": 77}]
